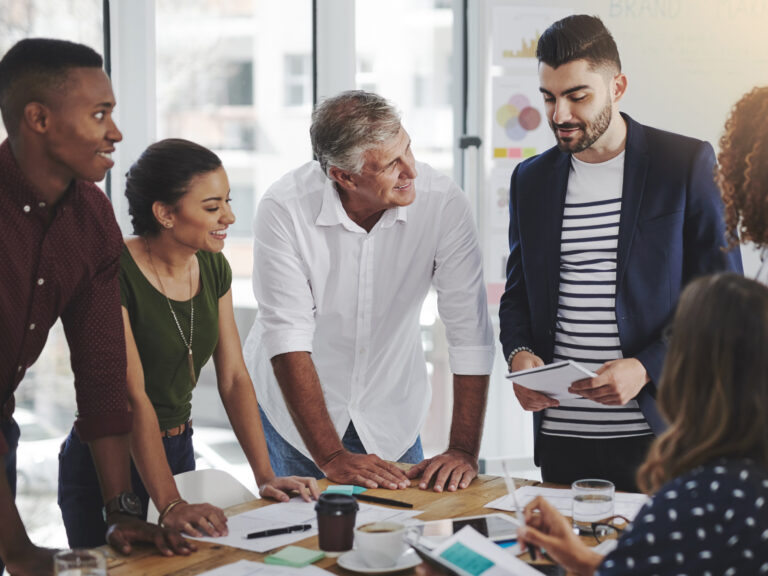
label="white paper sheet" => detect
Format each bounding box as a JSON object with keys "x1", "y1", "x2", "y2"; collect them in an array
[
  {"x1": 191, "y1": 497, "x2": 422, "y2": 553},
  {"x1": 485, "y1": 485, "x2": 650, "y2": 521},
  {"x1": 194, "y1": 559, "x2": 333, "y2": 576},
  {"x1": 505, "y1": 360, "x2": 596, "y2": 400}
]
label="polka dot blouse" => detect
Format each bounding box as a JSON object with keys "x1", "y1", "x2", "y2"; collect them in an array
[{"x1": 597, "y1": 458, "x2": 768, "y2": 575}]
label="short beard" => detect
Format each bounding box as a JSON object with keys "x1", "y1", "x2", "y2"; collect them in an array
[{"x1": 552, "y1": 100, "x2": 612, "y2": 154}]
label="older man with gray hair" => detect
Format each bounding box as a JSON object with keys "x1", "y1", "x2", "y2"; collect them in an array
[{"x1": 244, "y1": 90, "x2": 494, "y2": 491}]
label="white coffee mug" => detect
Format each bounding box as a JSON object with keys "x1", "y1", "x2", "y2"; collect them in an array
[{"x1": 354, "y1": 521, "x2": 407, "y2": 568}]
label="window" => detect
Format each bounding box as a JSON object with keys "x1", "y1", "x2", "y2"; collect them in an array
[
  {"x1": 155, "y1": 0, "x2": 314, "y2": 420},
  {"x1": 284, "y1": 53, "x2": 312, "y2": 106}
]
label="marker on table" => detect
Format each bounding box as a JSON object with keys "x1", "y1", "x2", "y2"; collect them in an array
[
  {"x1": 246, "y1": 524, "x2": 312, "y2": 539},
  {"x1": 353, "y1": 493, "x2": 414, "y2": 508},
  {"x1": 501, "y1": 460, "x2": 537, "y2": 561}
]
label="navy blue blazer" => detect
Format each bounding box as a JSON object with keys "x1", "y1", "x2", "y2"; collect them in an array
[{"x1": 499, "y1": 114, "x2": 743, "y2": 463}]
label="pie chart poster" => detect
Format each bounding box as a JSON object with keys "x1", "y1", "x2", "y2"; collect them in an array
[{"x1": 491, "y1": 76, "x2": 554, "y2": 159}]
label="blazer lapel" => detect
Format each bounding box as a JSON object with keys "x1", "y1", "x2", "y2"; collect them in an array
[
  {"x1": 546, "y1": 152, "x2": 571, "y2": 327},
  {"x1": 617, "y1": 114, "x2": 649, "y2": 290}
]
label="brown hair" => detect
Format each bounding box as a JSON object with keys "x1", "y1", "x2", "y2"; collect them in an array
[
  {"x1": 717, "y1": 86, "x2": 768, "y2": 248},
  {"x1": 637, "y1": 273, "x2": 768, "y2": 493}
]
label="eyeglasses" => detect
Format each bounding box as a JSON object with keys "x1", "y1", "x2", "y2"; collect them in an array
[{"x1": 590, "y1": 515, "x2": 631, "y2": 543}]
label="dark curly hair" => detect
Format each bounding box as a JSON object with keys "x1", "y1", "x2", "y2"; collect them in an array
[
  {"x1": 717, "y1": 86, "x2": 768, "y2": 248},
  {"x1": 125, "y1": 138, "x2": 222, "y2": 236}
]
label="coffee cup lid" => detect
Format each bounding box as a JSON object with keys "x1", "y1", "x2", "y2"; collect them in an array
[{"x1": 315, "y1": 492, "x2": 359, "y2": 514}]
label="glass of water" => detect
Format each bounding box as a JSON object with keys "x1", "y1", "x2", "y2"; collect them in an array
[
  {"x1": 53, "y1": 549, "x2": 106, "y2": 576},
  {"x1": 571, "y1": 479, "x2": 615, "y2": 536}
]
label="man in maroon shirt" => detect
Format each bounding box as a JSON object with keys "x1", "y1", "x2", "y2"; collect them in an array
[{"x1": 0, "y1": 39, "x2": 193, "y2": 574}]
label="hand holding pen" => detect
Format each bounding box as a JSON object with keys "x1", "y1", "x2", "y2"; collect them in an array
[{"x1": 517, "y1": 496, "x2": 604, "y2": 574}]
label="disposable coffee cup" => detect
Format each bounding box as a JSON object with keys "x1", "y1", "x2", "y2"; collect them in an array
[
  {"x1": 315, "y1": 492, "x2": 358, "y2": 556},
  {"x1": 355, "y1": 522, "x2": 407, "y2": 568},
  {"x1": 571, "y1": 478, "x2": 615, "y2": 535},
  {"x1": 54, "y1": 549, "x2": 106, "y2": 576}
]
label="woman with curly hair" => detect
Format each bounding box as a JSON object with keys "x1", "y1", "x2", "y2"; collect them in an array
[
  {"x1": 717, "y1": 86, "x2": 768, "y2": 282},
  {"x1": 514, "y1": 274, "x2": 768, "y2": 575}
]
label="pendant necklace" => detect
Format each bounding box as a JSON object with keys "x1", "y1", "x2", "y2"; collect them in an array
[{"x1": 145, "y1": 238, "x2": 197, "y2": 386}]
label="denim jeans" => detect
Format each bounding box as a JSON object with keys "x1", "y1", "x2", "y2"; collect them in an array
[
  {"x1": 57, "y1": 425, "x2": 195, "y2": 548},
  {"x1": 0, "y1": 418, "x2": 20, "y2": 576},
  {"x1": 259, "y1": 406, "x2": 423, "y2": 478}
]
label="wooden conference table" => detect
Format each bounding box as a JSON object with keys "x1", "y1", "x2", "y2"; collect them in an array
[{"x1": 105, "y1": 473, "x2": 546, "y2": 576}]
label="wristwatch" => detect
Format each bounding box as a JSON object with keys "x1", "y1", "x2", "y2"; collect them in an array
[{"x1": 103, "y1": 491, "x2": 143, "y2": 520}]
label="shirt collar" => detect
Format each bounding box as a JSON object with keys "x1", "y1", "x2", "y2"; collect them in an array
[
  {"x1": 0, "y1": 138, "x2": 78, "y2": 216},
  {"x1": 315, "y1": 177, "x2": 409, "y2": 232}
]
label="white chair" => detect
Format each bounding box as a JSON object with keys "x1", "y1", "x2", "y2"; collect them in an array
[{"x1": 146, "y1": 468, "x2": 257, "y2": 523}]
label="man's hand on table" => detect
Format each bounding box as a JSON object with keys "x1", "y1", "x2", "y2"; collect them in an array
[
  {"x1": 518, "y1": 496, "x2": 603, "y2": 576},
  {"x1": 258, "y1": 475, "x2": 321, "y2": 502},
  {"x1": 406, "y1": 449, "x2": 478, "y2": 492},
  {"x1": 106, "y1": 513, "x2": 195, "y2": 557},
  {"x1": 3, "y1": 543, "x2": 58, "y2": 576},
  {"x1": 321, "y1": 450, "x2": 409, "y2": 489}
]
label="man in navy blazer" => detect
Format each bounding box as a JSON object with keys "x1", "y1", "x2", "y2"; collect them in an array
[{"x1": 499, "y1": 15, "x2": 742, "y2": 491}]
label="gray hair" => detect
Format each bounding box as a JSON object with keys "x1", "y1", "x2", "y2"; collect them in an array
[{"x1": 310, "y1": 90, "x2": 402, "y2": 177}]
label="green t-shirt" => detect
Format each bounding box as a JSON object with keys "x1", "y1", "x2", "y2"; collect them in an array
[{"x1": 119, "y1": 245, "x2": 232, "y2": 430}]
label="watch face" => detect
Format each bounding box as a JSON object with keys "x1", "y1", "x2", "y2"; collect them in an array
[{"x1": 119, "y1": 492, "x2": 142, "y2": 516}]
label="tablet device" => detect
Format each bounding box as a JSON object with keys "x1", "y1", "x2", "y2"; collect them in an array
[{"x1": 408, "y1": 513, "x2": 520, "y2": 545}]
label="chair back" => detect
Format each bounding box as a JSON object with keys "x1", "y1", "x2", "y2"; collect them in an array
[{"x1": 146, "y1": 468, "x2": 257, "y2": 523}]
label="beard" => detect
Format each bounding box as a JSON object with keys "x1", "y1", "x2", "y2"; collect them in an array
[{"x1": 550, "y1": 99, "x2": 612, "y2": 154}]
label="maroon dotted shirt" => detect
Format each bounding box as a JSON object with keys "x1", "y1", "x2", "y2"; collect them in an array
[{"x1": 0, "y1": 139, "x2": 131, "y2": 455}]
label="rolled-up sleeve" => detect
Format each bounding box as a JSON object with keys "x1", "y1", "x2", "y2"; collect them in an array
[
  {"x1": 432, "y1": 187, "x2": 495, "y2": 375},
  {"x1": 253, "y1": 197, "x2": 316, "y2": 359}
]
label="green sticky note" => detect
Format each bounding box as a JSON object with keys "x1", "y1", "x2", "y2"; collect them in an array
[
  {"x1": 324, "y1": 485, "x2": 367, "y2": 495},
  {"x1": 264, "y1": 546, "x2": 325, "y2": 567},
  {"x1": 440, "y1": 542, "x2": 494, "y2": 576}
]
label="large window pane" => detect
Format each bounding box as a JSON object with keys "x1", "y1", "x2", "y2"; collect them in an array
[
  {"x1": 155, "y1": 0, "x2": 313, "y2": 429},
  {"x1": 0, "y1": 0, "x2": 103, "y2": 547}
]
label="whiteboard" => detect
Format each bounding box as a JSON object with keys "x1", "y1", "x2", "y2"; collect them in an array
[{"x1": 481, "y1": 0, "x2": 768, "y2": 275}]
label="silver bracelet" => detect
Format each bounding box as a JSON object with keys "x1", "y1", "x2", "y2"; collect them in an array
[{"x1": 507, "y1": 346, "x2": 534, "y2": 367}]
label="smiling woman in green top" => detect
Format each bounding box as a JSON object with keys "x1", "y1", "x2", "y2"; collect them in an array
[{"x1": 59, "y1": 139, "x2": 319, "y2": 547}]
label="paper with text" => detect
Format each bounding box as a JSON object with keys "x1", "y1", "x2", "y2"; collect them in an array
[{"x1": 191, "y1": 497, "x2": 422, "y2": 553}]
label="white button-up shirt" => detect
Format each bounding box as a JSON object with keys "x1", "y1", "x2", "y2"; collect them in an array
[{"x1": 243, "y1": 160, "x2": 494, "y2": 461}]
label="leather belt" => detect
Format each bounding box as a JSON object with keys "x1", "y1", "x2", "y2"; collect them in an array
[{"x1": 161, "y1": 419, "x2": 192, "y2": 438}]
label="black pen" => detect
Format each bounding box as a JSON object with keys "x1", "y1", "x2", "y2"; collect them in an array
[
  {"x1": 245, "y1": 523, "x2": 312, "y2": 539},
  {"x1": 353, "y1": 493, "x2": 414, "y2": 508}
]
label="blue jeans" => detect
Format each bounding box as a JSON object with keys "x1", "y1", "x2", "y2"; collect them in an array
[
  {"x1": 259, "y1": 406, "x2": 423, "y2": 478},
  {"x1": 57, "y1": 425, "x2": 195, "y2": 548},
  {"x1": 0, "y1": 418, "x2": 20, "y2": 576}
]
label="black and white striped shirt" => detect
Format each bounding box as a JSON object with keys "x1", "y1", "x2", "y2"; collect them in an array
[{"x1": 542, "y1": 151, "x2": 652, "y2": 439}]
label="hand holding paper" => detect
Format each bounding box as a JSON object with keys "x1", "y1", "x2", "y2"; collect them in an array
[{"x1": 568, "y1": 358, "x2": 649, "y2": 406}]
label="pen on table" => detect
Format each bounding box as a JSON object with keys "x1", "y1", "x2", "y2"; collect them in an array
[
  {"x1": 353, "y1": 493, "x2": 414, "y2": 508},
  {"x1": 501, "y1": 460, "x2": 537, "y2": 561},
  {"x1": 245, "y1": 523, "x2": 312, "y2": 539}
]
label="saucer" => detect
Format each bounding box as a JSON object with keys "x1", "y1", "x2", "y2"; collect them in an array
[{"x1": 337, "y1": 548, "x2": 420, "y2": 574}]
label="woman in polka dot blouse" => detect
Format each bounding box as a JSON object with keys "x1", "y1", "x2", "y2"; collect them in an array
[{"x1": 517, "y1": 273, "x2": 768, "y2": 575}]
